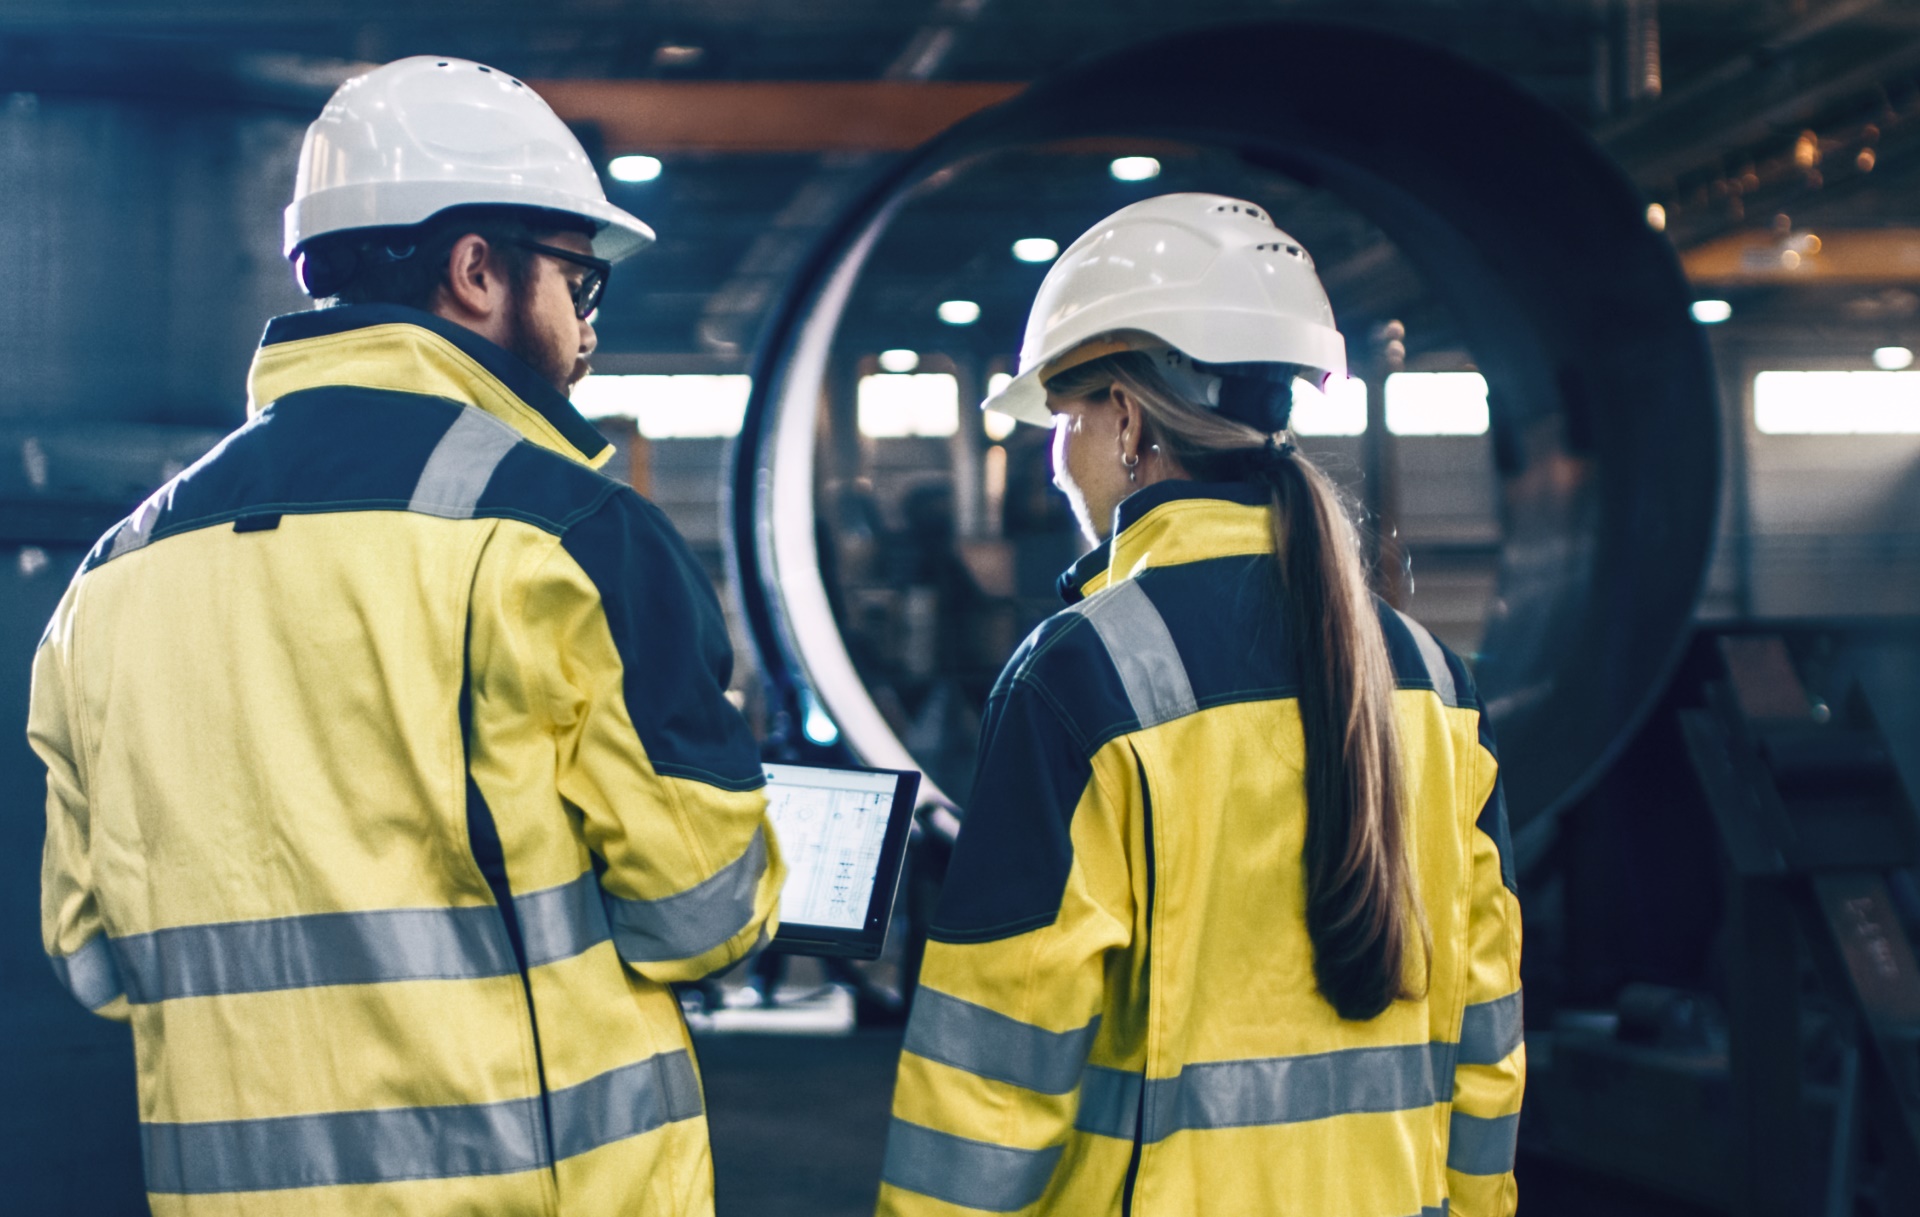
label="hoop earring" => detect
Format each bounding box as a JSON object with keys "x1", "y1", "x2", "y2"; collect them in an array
[{"x1": 1122, "y1": 451, "x2": 1141, "y2": 483}]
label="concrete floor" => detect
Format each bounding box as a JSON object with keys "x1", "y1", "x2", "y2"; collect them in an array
[{"x1": 702, "y1": 1029, "x2": 903, "y2": 1217}]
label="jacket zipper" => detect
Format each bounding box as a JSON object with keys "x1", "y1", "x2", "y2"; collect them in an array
[{"x1": 1120, "y1": 753, "x2": 1155, "y2": 1217}]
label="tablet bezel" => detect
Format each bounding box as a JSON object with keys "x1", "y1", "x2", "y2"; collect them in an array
[{"x1": 764, "y1": 762, "x2": 921, "y2": 960}]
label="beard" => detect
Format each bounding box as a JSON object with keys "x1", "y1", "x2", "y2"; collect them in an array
[{"x1": 504, "y1": 292, "x2": 586, "y2": 398}]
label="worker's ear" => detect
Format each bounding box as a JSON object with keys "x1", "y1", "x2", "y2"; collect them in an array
[{"x1": 436, "y1": 234, "x2": 510, "y2": 324}]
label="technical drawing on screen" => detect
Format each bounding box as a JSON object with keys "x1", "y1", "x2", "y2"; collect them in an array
[{"x1": 763, "y1": 763, "x2": 919, "y2": 958}]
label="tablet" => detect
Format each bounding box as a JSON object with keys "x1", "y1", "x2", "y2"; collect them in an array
[{"x1": 763, "y1": 762, "x2": 920, "y2": 959}]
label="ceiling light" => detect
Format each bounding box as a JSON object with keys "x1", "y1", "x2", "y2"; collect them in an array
[
  {"x1": 1873, "y1": 346, "x2": 1914, "y2": 370},
  {"x1": 878, "y1": 349, "x2": 920, "y2": 373},
  {"x1": 608, "y1": 155, "x2": 662, "y2": 183},
  {"x1": 652, "y1": 43, "x2": 705, "y2": 68},
  {"x1": 1109, "y1": 156, "x2": 1161, "y2": 182},
  {"x1": 1011, "y1": 237, "x2": 1059, "y2": 263},
  {"x1": 1645, "y1": 203, "x2": 1666, "y2": 232},
  {"x1": 937, "y1": 300, "x2": 981, "y2": 326},
  {"x1": 1690, "y1": 300, "x2": 1733, "y2": 324}
]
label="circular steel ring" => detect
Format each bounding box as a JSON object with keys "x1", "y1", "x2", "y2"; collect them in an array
[{"x1": 728, "y1": 22, "x2": 1720, "y2": 832}]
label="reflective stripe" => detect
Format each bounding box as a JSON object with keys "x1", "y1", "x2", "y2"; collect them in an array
[
  {"x1": 1072, "y1": 1042, "x2": 1452, "y2": 1145},
  {"x1": 881, "y1": 1118, "x2": 1062, "y2": 1212},
  {"x1": 48, "y1": 935, "x2": 124, "y2": 1010},
  {"x1": 549, "y1": 1049, "x2": 704, "y2": 1161},
  {"x1": 904, "y1": 988, "x2": 1099, "y2": 1095},
  {"x1": 409, "y1": 407, "x2": 520, "y2": 519},
  {"x1": 1074, "y1": 1064, "x2": 1141, "y2": 1140},
  {"x1": 1147, "y1": 1041, "x2": 1450, "y2": 1140},
  {"x1": 1448, "y1": 1110, "x2": 1520, "y2": 1176},
  {"x1": 1070, "y1": 578, "x2": 1197, "y2": 729},
  {"x1": 143, "y1": 1096, "x2": 547, "y2": 1194},
  {"x1": 605, "y1": 828, "x2": 767, "y2": 964},
  {"x1": 108, "y1": 493, "x2": 164, "y2": 560},
  {"x1": 1458, "y1": 989, "x2": 1524, "y2": 1067},
  {"x1": 1395, "y1": 609, "x2": 1459, "y2": 707},
  {"x1": 515, "y1": 871, "x2": 613, "y2": 968},
  {"x1": 113, "y1": 906, "x2": 516, "y2": 1004}
]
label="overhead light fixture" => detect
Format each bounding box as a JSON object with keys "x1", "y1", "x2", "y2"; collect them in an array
[
  {"x1": 937, "y1": 300, "x2": 981, "y2": 326},
  {"x1": 1690, "y1": 300, "x2": 1733, "y2": 325},
  {"x1": 652, "y1": 43, "x2": 705, "y2": 68},
  {"x1": 1011, "y1": 237, "x2": 1059, "y2": 263},
  {"x1": 1645, "y1": 203, "x2": 1666, "y2": 232},
  {"x1": 1109, "y1": 156, "x2": 1161, "y2": 182},
  {"x1": 1873, "y1": 345, "x2": 1914, "y2": 370},
  {"x1": 878, "y1": 349, "x2": 920, "y2": 373},
  {"x1": 608, "y1": 155, "x2": 662, "y2": 183}
]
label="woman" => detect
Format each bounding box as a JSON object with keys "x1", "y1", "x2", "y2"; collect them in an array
[{"x1": 877, "y1": 195, "x2": 1522, "y2": 1217}]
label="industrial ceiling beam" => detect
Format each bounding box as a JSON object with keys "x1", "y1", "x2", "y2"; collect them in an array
[
  {"x1": 1683, "y1": 228, "x2": 1920, "y2": 285},
  {"x1": 533, "y1": 80, "x2": 1023, "y2": 153}
]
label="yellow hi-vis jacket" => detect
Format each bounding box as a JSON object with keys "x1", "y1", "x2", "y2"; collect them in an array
[
  {"x1": 33, "y1": 305, "x2": 784, "y2": 1215},
  {"x1": 879, "y1": 482, "x2": 1523, "y2": 1217}
]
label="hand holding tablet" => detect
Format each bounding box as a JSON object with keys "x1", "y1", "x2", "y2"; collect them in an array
[{"x1": 763, "y1": 762, "x2": 920, "y2": 959}]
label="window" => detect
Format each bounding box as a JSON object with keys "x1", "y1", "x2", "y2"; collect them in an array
[
  {"x1": 1290, "y1": 375, "x2": 1368, "y2": 436},
  {"x1": 1753, "y1": 371, "x2": 1920, "y2": 435},
  {"x1": 1385, "y1": 372, "x2": 1489, "y2": 436},
  {"x1": 858, "y1": 373, "x2": 960, "y2": 438},
  {"x1": 572, "y1": 374, "x2": 750, "y2": 438}
]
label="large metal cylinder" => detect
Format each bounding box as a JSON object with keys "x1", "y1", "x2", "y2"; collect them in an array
[{"x1": 730, "y1": 22, "x2": 1721, "y2": 835}]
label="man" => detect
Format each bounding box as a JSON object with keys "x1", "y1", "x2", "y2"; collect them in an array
[{"x1": 33, "y1": 56, "x2": 782, "y2": 1215}]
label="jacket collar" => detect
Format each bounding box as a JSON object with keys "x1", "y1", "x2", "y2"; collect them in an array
[
  {"x1": 1058, "y1": 480, "x2": 1274, "y2": 604},
  {"x1": 246, "y1": 304, "x2": 614, "y2": 468}
]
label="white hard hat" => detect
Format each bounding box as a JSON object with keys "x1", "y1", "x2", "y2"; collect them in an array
[
  {"x1": 285, "y1": 56, "x2": 655, "y2": 263},
  {"x1": 985, "y1": 193, "x2": 1346, "y2": 426}
]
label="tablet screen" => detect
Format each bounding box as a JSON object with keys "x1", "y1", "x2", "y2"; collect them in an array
[{"x1": 764, "y1": 763, "x2": 898, "y2": 929}]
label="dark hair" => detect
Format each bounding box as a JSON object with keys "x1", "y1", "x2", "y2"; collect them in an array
[
  {"x1": 1046, "y1": 350, "x2": 1428, "y2": 1022},
  {"x1": 296, "y1": 205, "x2": 593, "y2": 309}
]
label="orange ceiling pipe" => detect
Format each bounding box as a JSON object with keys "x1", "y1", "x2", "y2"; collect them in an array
[
  {"x1": 532, "y1": 80, "x2": 1026, "y2": 154},
  {"x1": 1683, "y1": 228, "x2": 1920, "y2": 285}
]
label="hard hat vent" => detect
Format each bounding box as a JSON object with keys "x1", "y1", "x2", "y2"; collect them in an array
[
  {"x1": 1210, "y1": 202, "x2": 1267, "y2": 222},
  {"x1": 1254, "y1": 241, "x2": 1313, "y2": 269}
]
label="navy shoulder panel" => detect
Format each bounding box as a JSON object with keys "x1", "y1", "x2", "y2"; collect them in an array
[
  {"x1": 1016, "y1": 553, "x2": 1300, "y2": 755},
  {"x1": 1377, "y1": 600, "x2": 1476, "y2": 709},
  {"x1": 83, "y1": 388, "x2": 621, "y2": 573},
  {"x1": 933, "y1": 554, "x2": 1300, "y2": 944},
  {"x1": 558, "y1": 488, "x2": 765, "y2": 793}
]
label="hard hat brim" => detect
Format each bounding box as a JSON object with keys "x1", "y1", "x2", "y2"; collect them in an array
[
  {"x1": 285, "y1": 181, "x2": 657, "y2": 262},
  {"x1": 983, "y1": 315, "x2": 1347, "y2": 430},
  {"x1": 980, "y1": 366, "x2": 1053, "y2": 428}
]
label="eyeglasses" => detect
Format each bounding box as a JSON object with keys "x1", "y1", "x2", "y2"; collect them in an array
[{"x1": 507, "y1": 238, "x2": 612, "y2": 320}]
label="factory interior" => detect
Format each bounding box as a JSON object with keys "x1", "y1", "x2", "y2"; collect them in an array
[{"x1": 4, "y1": 1, "x2": 1920, "y2": 1214}]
